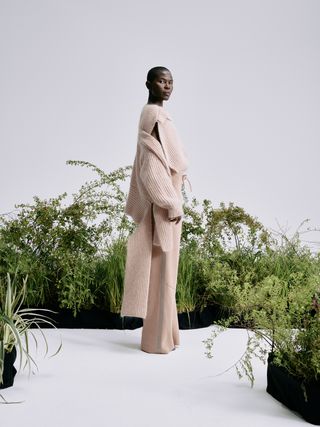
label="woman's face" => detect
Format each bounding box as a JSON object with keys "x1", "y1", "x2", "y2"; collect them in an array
[{"x1": 149, "y1": 70, "x2": 173, "y2": 101}]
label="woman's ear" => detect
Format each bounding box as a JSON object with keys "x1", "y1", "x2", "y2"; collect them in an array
[{"x1": 145, "y1": 80, "x2": 151, "y2": 90}]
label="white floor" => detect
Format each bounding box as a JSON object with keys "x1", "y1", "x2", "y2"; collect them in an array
[{"x1": 1, "y1": 327, "x2": 306, "y2": 427}]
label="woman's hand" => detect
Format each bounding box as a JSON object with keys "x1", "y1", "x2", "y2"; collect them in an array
[{"x1": 169, "y1": 216, "x2": 182, "y2": 224}]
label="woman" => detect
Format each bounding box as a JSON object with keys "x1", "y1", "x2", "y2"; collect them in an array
[{"x1": 121, "y1": 66, "x2": 189, "y2": 354}]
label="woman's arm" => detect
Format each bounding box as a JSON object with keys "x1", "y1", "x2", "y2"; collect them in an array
[{"x1": 151, "y1": 122, "x2": 161, "y2": 141}]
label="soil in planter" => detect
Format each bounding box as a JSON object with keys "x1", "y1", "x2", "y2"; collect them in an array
[
  {"x1": 267, "y1": 354, "x2": 320, "y2": 425},
  {"x1": 0, "y1": 347, "x2": 17, "y2": 390}
]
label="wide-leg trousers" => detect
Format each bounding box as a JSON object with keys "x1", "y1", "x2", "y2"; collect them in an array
[{"x1": 141, "y1": 220, "x2": 181, "y2": 354}]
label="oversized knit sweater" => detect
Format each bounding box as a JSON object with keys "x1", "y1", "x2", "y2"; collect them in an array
[{"x1": 121, "y1": 103, "x2": 188, "y2": 318}]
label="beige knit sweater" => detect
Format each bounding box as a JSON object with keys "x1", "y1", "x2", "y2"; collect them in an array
[{"x1": 121, "y1": 104, "x2": 188, "y2": 318}]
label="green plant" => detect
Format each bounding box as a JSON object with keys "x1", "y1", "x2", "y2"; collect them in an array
[
  {"x1": 56, "y1": 254, "x2": 97, "y2": 316},
  {"x1": 0, "y1": 273, "x2": 61, "y2": 387},
  {"x1": 94, "y1": 238, "x2": 127, "y2": 313},
  {"x1": 176, "y1": 242, "x2": 209, "y2": 313},
  {"x1": 203, "y1": 243, "x2": 320, "y2": 388},
  {"x1": 0, "y1": 161, "x2": 133, "y2": 311},
  {"x1": 1, "y1": 159, "x2": 319, "y2": 326},
  {"x1": 182, "y1": 199, "x2": 272, "y2": 257},
  {"x1": 65, "y1": 160, "x2": 133, "y2": 248}
]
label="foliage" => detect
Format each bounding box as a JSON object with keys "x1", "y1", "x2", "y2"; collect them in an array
[
  {"x1": 203, "y1": 229, "x2": 320, "y2": 388},
  {"x1": 0, "y1": 273, "x2": 61, "y2": 386},
  {"x1": 0, "y1": 160, "x2": 319, "y2": 333},
  {"x1": 181, "y1": 199, "x2": 274, "y2": 316},
  {"x1": 179, "y1": 197, "x2": 274, "y2": 314},
  {"x1": 203, "y1": 325, "x2": 268, "y2": 387},
  {"x1": 0, "y1": 161, "x2": 132, "y2": 312},
  {"x1": 182, "y1": 198, "x2": 271, "y2": 256},
  {"x1": 65, "y1": 160, "x2": 133, "y2": 247},
  {"x1": 1, "y1": 159, "x2": 320, "y2": 398},
  {"x1": 94, "y1": 238, "x2": 127, "y2": 313},
  {"x1": 56, "y1": 253, "x2": 97, "y2": 316},
  {"x1": 176, "y1": 241, "x2": 210, "y2": 313}
]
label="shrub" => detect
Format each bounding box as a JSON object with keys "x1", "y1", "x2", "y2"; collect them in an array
[
  {"x1": 0, "y1": 161, "x2": 132, "y2": 313},
  {"x1": 203, "y1": 230, "x2": 320, "y2": 386}
]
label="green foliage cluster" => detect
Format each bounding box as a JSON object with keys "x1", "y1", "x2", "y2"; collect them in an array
[
  {"x1": 0, "y1": 155, "x2": 319, "y2": 372},
  {"x1": 0, "y1": 273, "x2": 61, "y2": 386},
  {"x1": 203, "y1": 248, "x2": 320, "y2": 387},
  {"x1": 0, "y1": 161, "x2": 132, "y2": 315},
  {"x1": 181, "y1": 197, "x2": 277, "y2": 313},
  {"x1": 176, "y1": 241, "x2": 209, "y2": 313}
]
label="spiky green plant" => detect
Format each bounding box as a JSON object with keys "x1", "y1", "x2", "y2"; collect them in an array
[
  {"x1": 0, "y1": 273, "x2": 61, "y2": 386},
  {"x1": 176, "y1": 242, "x2": 209, "y2": 314},
  {"x1": 94, "y1": 238, "x2": 127, "y2": 313}
]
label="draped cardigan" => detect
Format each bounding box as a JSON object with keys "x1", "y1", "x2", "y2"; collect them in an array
[{"x1": 120, "y1": 104, "x2": 188, "y2": 319}]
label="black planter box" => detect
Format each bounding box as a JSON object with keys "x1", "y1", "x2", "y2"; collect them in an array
[
  {"x1": 0, "y1": 347, "x2": 17, "y2": 390},
  {"x1": 49, "y1": 309, "x2": 143, "y2": 329},
  {"x1": 267, "y1": 354, "x2": 320, "y2": 425},
  {"x1": 178, "y1": 305, "x2": 226, "y2": 329},
  {"x1": 35, "y1": 305, "x2": 223, "y2": 330}
]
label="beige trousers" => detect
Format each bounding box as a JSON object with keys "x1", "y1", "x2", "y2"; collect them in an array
[{"x1": 141, "y1": 219, "x2": 181, "y2": 354}]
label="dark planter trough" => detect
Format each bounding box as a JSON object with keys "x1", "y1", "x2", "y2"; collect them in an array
[
  {"x1": 178, "y1": 305, "x2": 226, "y2": 329},
  {"x1": 0, "y1": 347, "x2": 17, "y2": 389},
  {"x1": 267, "y1": 354, "x2": 320, "y2": 425},
  {"x1": 49, "y1": 309, "x2": 143, "y2": 329},
  {"x1": 36, "y1": 305, "x2": 224, "y2": 330}
]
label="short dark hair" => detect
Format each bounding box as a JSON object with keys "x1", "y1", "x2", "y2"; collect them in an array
[{"x1": 146, "y1": 66, "x2": 171, "y2": 83}]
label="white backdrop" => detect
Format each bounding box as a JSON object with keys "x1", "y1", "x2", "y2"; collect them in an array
[{"x1": 1, "y1": 0, "x2": 319, "y2": 245}]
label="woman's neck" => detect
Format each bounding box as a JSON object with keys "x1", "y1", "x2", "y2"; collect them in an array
[{"x1": 147, "y1": 95, "x2": 163, "y2": 107}]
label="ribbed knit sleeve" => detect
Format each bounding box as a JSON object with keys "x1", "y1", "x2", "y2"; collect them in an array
[{"x1": 140, "y1": 148, "x2": 183, "y2": 219}]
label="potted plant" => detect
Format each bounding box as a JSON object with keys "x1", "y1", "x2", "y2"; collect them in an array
[
  {"x1": 0, "y1": 272, "x2": 61, "y2": 389},
  {"x1": 265, "y1": 290, "x2": 320, "y2": 425},
  {"x1": 204, "y1": 271, "x2": 320, "y2": 425}
]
